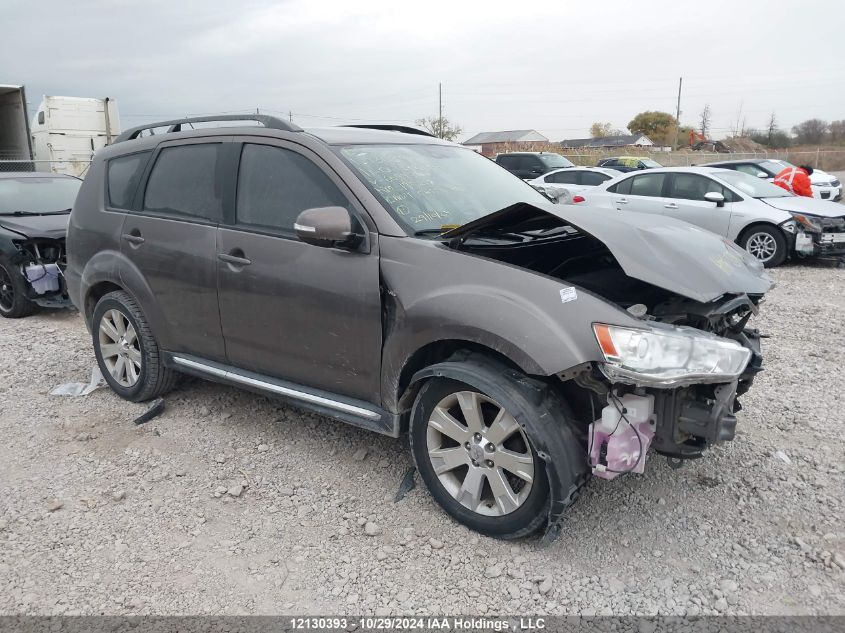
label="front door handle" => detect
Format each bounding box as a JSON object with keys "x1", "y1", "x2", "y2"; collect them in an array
[
  {"x1": 218, "y1": 252, "x2": 252, "y2": 267},
  {"x1": 121, "y1": 232, "x2": 145, "y2": 245},
  {"x1": 664, "y1": 202, "x2": 679, "y2": 209},
  {"x1": 616, "y1": 198, "x2": 628, "y2": 204}
]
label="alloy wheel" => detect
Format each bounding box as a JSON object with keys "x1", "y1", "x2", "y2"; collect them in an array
[
  {"x1": 0, "y1": 265, "x2": 14, "y2": 312},
  {"x1": 746, "y1": 232, "x2": 777, "y2": 262},
  {"x1": 98, "y1": 308, "x2": 142, "y2": 387},
  {"x1": 426, "y1": 391, "x2": 535, "y2": 517}
]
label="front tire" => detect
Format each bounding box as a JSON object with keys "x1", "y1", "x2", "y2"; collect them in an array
[
  {"x1": 0, "y1": 257, "x2": 38, "y2": 318},
  {"x1": 92, "y1": 290, "x2": 177, "y2": 402},
  {"x1": 411, "y1": 373, "x2": 566, "y2": 539},
  {"x1": 741, "y1": 225, "x2": 787, "y2": 268}
]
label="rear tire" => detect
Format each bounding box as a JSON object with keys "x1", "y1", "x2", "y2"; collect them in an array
[
  {"x1": 92, "y1": 290, "x2": 178, "y2": 402},
  {"x1": 0, "y1": 256, "x2": 38, "y2": 319},
  {"x1": 741, "y1": 225, "x2": 787, "y2": 268}
]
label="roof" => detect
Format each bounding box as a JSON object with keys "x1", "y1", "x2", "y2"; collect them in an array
[
  {"x1": 462, "y1": 130, "x2": 548, "y2": 145},
  {"x1": 559, "y1": 134, "x2": 652, "y2": 148},
  {"x1": 701, "y1": 159, "x2": 771, "y2": 166}
]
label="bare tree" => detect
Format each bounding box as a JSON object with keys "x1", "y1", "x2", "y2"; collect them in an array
[
  {"x1": 699, "y1": 104, "x2": 711, "y2": 138},
  {"x1": 415, "y1": 115, "x2": 462, "y2": 141},
  {"x1": 766, "y1": 112, "x2": 778, "y2": 145},
  {"x1": 792, "y1": 119, "x2": 829, "y2": 145}
]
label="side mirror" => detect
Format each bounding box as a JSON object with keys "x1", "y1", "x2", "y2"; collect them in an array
[
  {"x1": 704, "y1": 191, "x2": 726, "y2": 207},
  {"x1": 756, "y1": 171, "x2": 768, "y2": 178},
  {"x1": 294, "y1": 206, "x2": 359, "y2": 248}
]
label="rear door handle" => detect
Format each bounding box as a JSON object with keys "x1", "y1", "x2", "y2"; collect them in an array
[
  {"x1": 664, "y1": 202, "x2": 679, "y2": 209},
  {"x1": 616, "y1": 198, "x2": 628, "y2": 204},
  {"x1": 218, "y1": 252, "x2": 252, "y2": 267},
  {"x1": 121, "y1": 233, "x2": 145, "y2": 245}
]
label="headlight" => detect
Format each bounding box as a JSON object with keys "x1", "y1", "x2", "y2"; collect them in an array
[
  {"x1": 593, "y1": 323, "x2": 751, "y2": 387},
  {"x1": 791, "y1": 213, "x2": 823, "y2": 233}
]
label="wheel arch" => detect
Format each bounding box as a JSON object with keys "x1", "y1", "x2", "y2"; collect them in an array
[
  {"x1": 405, "y1": 352, "x2": 589, "y2": 542},
  {"x1": 735, "y1": 220, "x2": 788, "y2": 246}
]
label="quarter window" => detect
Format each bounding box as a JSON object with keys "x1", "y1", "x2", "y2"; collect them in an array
[
  {"x1": 108, "y1": 151, "x2": 151, "y2": 209},
  {"x1": 143, "y1": 144, "x2": 223, "y2": 221},
  {"x1": 236, "y1": 144, "x2": 348, "y2": 232},
  {"x1": 581, "y1": 171, "x2": 610, "y2": 186},
  {"x1": 629, "y1": 173, "x2": 666, "y2": 197},
  {"x1": 547, "y1": 171, "x2": 578, "y2": 184}
]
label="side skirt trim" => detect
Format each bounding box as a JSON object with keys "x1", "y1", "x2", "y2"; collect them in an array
[{"x1": 168, "y1": 354, "x2": 399, "y2": 437}]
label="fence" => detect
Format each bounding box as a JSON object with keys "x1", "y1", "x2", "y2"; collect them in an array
[{"x1": 0, "y1": 159, "x2": 93, "y2": 178}]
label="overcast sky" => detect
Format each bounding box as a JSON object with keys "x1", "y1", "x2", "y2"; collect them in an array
[{"x1": 3, "y1": 0, "x2": 843, "y2": 142}]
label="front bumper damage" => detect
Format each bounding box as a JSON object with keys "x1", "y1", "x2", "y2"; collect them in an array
[
  {"x1": 11, "y1": 238, "x2": 73, "y2": 309},
  {"x1": 543, "y1": 298, "x2": 764, "y2": 543}
]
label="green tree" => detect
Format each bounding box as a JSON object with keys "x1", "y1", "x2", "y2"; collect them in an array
[
  {"x1": 416, "y1": 115, "x2": 462, "y2": 141},
  {"x1": 627, "y1": 111, "x2": 678, "y2": 146}
]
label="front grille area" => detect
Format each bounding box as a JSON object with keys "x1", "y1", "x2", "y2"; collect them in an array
[{"x1": 819, "y1": 216, "x2": 845, "y2": 232}]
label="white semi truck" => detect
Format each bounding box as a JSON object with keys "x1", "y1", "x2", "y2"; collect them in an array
[{"x1": 31, "y1": 96, "x2": 121, "y2": 177}]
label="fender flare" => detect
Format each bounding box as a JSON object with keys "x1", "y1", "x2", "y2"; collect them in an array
[{"x1": 407, "y1": 352, "x2": 589, "y2": 543}]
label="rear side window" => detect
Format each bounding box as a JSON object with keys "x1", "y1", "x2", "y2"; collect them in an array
[
  {"x1": 497, "y1": 156, "x2": 518, "y2": 170},
  {"x1": 581, "y1": 171, "x2": 610, "y2": 186},
  {"x1": 107, "y1": 151, "x2": 151, "y2": 209},
  {"x1": 629, "y1": 173, "x2": 666, "y2": 197},
  {"x1": 608, "y1": 176, "x2": 632, "y2": 194},
  {"x1": 236, "y1": 144, "x2": 348, "y2": 233},
  {"x1": 143, "y1": 144, "x2": 223, "y2": 221},
  {"x1": 548, "y1": 171, "x2": 578, "y2": 184}
]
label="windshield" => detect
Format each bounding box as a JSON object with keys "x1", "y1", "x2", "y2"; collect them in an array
[
  {"x1": 539, "y1": 153, "x2": 574, "y2": 168},
  {"x1": 337, "y1": 144, "x2": 549, "y2": 233},
  {"x1": 0, "y1": 177, "x2": 81, "y2": 214},
  {"x1": 715, "y1": 170, "x2": 791, "y2": 198},
  {"x1": 760, "y1": 159, "x2": 791, "y2": 175},
  {"x1": 641, "y1": 158, "x2": 662, "y2": 168}
]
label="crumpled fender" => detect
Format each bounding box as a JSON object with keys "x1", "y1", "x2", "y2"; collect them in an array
[{"x1": 407, "y1": 352, "x2": 589, "y2": 543}]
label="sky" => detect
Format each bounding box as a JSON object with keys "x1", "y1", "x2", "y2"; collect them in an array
[{"x1": 3, "y1": 0, "x2": 844, "y2": 143}]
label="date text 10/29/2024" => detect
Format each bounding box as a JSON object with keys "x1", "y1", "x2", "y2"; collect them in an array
[{"x1": 289, "y1": 617, "x2": 547, "y2": 630}]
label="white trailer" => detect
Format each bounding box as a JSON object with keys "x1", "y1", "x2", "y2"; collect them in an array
[
  {"x1": 0, "y1": 84, "x2": 33, "y2": 163},
  {"x1": 31, "y1": 96, "x2": 121, "y2": 177}
]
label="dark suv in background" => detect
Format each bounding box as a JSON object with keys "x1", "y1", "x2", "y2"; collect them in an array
[
  {"x1": 67, "y1": 115, "x2": 771, "y2": 540},
  {"x1": 495, "y1": 151, "x2": 574, "y2": 179}
]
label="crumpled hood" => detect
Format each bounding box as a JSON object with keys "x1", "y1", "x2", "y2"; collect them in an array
[
  {"x1": 0, "y1": 214, "x2": 69, "y2": 239},
  {"x1": 761, "y1": 196, "x2": 845, "y2": 218},
  {"x1": 443, "y1": 202, "x2": 773, "y2": 303}
]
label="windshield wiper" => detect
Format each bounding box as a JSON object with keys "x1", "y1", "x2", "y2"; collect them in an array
[
  {"x1": 0, "y1": 208, "x2": 71, "y2": 216},
  {"x1": 413, "y1": 228, "x2": 450, "y2": 237}
]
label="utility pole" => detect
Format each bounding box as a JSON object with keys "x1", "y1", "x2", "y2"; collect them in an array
[
  {"x1": 674, "y1": 77, "x2": 682, "y2": 150},
  {"x1": 289, "y1": 110, "x2": 292, "y2": 123},
  {"x1": 438, "y1": 82, "x2": 443, "y2": 139}
]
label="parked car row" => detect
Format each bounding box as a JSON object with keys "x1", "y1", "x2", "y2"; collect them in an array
[
  {"x1": 494, "y1": 150, "x2": 845, "y2": 267},
  {"x1": 0, "y1": 119, "x2": 776, "y2": 543}
]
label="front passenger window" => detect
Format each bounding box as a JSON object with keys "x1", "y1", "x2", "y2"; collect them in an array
[
  {"x1": 629, "y1": 173, "x2": 666, "y2": 197},
  {"x1": 237, "y1": 144, "x2": 348, "y2": 232}
]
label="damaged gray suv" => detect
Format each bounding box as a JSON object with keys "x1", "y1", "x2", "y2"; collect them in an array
[{"x1": 67, "y1": 115, "x2": 772, "y2": 540}]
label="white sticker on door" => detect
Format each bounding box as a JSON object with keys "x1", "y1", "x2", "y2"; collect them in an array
[{"x1": 559, "y1": 287, "x2": 578, "y2": 303}]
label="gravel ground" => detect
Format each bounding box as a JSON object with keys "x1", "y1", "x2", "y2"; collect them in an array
[{"x1": 0, "y1": 262, "x2": 843, "y2": 616}]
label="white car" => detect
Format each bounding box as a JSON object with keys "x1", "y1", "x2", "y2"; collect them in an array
[
  {"x1": 527, "y1": 166, "x2": 622, "y2": 204},
  {"x1": 585, "y1": 166, "x2": 845, "y2": 267},
  {"x1": 703, "y1": 159, "x2": 842, "y2": 202}
]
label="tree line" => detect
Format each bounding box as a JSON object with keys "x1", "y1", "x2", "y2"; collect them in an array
[{"x1": 590, "y1": 110, "x2": 845, "y2": 149}]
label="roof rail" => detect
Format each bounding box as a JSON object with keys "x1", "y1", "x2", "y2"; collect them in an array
[
  {"x1": 114, "y1": 114, "x2": 303, "y2": 143},
  {"x1": 341, "y1": 124, "x2": 436, "y2": 138}
]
